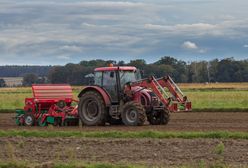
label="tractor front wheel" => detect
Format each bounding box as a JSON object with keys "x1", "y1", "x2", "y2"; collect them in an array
[
  {"x1": 121, "y1": 101, "x2": 146, "y2": 126},
  {"x1": 148, "y1": 109, "x2": 170, "y2": 125},
  {"x1": 78, "y1": 91, "x2": 106, "y2": 126}
]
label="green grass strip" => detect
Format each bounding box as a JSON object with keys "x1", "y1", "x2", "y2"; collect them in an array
[
  {"x1": 0, "y1": 130, "x2": 248, "y2": 139},
  {"x1": 0, "y1": 161, "x2": 245, "y2": 168},
  {"x1": 0, "y1": 162, "x2": 142, "y2": 168},
  {"x1": 0, "y1": 109, "x2": 16, "y2": 113},
  {"x1": 192, "y1": 108, "x2": 248, "y2": 112}
]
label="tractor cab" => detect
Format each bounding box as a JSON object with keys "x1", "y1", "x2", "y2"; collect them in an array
[{"x1": 93, "y1": 66, "x2": 141, "y2": 102}]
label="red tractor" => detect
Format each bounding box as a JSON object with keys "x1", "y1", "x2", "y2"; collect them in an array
[{"x1": 78, "y1": 66, "x2": 191, "y2": 126}]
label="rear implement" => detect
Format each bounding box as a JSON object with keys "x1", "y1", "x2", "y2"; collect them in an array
[{"x1": 15, "y1": 84, "x2": 78, "y2": 126}]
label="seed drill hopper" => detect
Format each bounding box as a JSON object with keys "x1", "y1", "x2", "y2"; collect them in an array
[{"x1": 15, "y1": 84, "x2": 79, "y2": 126}]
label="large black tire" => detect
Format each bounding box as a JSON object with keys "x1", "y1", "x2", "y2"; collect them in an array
[
  {"x1": 78, "y1": 91, "x2": 106, "y2": 126},
  {"x1": 147, "y1": 109, "x2": 170, "y2": 125},
  {"x1": 23, "y1": 113, "x2": 35, "y2": 126},
  {"x1": 121, "y1": 101, "x2": 146, "y2": 126}
]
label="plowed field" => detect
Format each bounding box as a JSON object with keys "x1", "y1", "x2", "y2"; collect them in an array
[
  {"x1": 0, "y1": 112, "x2": 248, "y2": 131},
  {"x1": 1, "y1": 112, "x2": 248, "y2": 167}
]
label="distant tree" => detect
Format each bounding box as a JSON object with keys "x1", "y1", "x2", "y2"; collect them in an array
[
  {"x1": 79, "y1": 59, "x2": 116, "y2": 67},
  {"x1": 36, "y1": 77, "x2": 47, "y2": 84},
  {"x1": 153, "y1": 56, "x2": 187, "y2": 82},
  {"x1": 117, "y1": 60, "x2": 125, "y2": 66},
  {"x1": 240, "y1": 60, "x2": 248, "y2": 82},
  {"x1": 0, "y1": 79, "x2": 6, "y2": 87},
  {"x1": 48, "y1": 66, "x2": 68, "y2": 84},
  {"x1": 46, "y1": 57, "x2": 248, "y2": 85},
  {"x1": 215, "y1": 58, "x2": 239, "y2": 82},
  {"x1": 23, "y1": 73, "x2": 38, "y2": 86},
  {"x1": 209, "y1": 59, "x2": 219, "y2": 82},
  {"x1": 128, "y1": 59, "x2": 146, "y2": 69},
  {"x1": 154, "y1": 56, "x2": 178, "y2": 66},
  {"x1": 0, "y1": 65, "x2": 51, "y2": 77}
]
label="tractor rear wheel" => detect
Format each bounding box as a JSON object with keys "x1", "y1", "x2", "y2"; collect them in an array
[
  {"x1": 23, "y1": 113, "x2": 35, "y2": 126},
  {"x1": 78, "y1": 91, "x2": 106, "y2": 126},
  {"x1": 121, "y1": 101, "x2": 146, "y2": 126},
  {"x1": 148, "y1": 109, "x2": 170, "y2": 125}
]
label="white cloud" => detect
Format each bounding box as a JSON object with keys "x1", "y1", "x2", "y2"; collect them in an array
[
  {"x1": 0, "y1": 0, "x2": 247, "y2": 64},
  {"x1": 57, "y1": 55, "x2": 70, "y2": 60},
  {"x1": 71, "y1": 1, "x2": 146, "y2": 8},
  {"x1": 144, "y1": 23, "x2": 216, "y2": 31},
  {"x1": 59, "y1": 45, "x2": 82, "y2": 53},
  {"x1": 181, "y1": 41, "x2": 208, "y2": 53},
  {"x1": 199, "y1": 49, "x2": 207, "y2": 54},
  {"x1": 182, "y1": 41, "x2": 198, "y2": 50}
]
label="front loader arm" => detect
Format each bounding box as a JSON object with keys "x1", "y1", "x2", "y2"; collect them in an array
[
  {"x1": 130, "y1": 76, "x2": 170, "y2": 106},
  {"x1": 129, "y1": 75, "x2": 192, "y2": 112}
]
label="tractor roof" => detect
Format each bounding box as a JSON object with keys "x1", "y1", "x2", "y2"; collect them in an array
[{"x1": 94, "y1": 66, "x2": 136, "y2": 72}]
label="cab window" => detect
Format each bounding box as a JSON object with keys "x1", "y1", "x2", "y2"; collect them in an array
[
  {"x1": 94, "y1": 72, "x2": 102, "y2": 86},
  {"x1": 103, "y1": 71, "x2": 116, "y2": 87},
  {"x1": 102, "y1": 71, "x2": 118, "y2": 102}
]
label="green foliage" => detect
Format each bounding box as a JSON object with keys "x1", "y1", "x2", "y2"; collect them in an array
[
  {"x1": 0, "y1": 130, "x2": 248, "y2": 139},
  {"x1": 197, "y1": 160, "x2": 207, "y2": 168},
  {"x1": 0, "y1": 163, "x2": 27, "y2": 168},
  {"x1": 22, "y1": 73, "x2": 47, "y2": 86},
  {"x1": 0, "y1": 65, "x2": 51, "y2": 78},
  {"x1": 0, "y1": 162, "x2": 142, "y2": 168},
  {"x1": 0, "y1": 57, "x2": 248, "y2": 85},
  {"x1": 210, "y1": 142, "x2": 227, "y2": 168},
  {"x1": 186, "y1": 90, "x2": 248, "y2": 110},
  {"x1": 0, "y1": 79, "x2": 6, "y2": 87},
  {"x1": 214, "y1": 142, "x2": 225, "y2": 155},
  {"x1": 47, "y1": 57, "x2": 248, "y2": 85}
]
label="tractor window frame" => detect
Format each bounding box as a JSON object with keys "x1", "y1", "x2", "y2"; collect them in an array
[
  {"x1": 94, "y1": 71, "x2": 103, "y2": 86},
  {"x1": 102, "y1": 71, "x2": 117, "y2": 87},
  {"x1": 102, "y1": 70, "x2": 118, "y2": 102},
  {"x1": 119, "y1": 70, "x2": 138, "y2": 88}
]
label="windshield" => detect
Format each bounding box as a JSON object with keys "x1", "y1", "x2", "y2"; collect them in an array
[{"x1": 119, "y1": 70, "x2": 141, "y2": 87}]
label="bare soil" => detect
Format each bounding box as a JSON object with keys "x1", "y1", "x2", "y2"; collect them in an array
[
  {"x1": 1, "y1": 112, "x2": 248, "y2": 166},
  {"x1": 1, "y1": 112, "x2": 248, "y2": 131},
  {"x1": 0, "y1": 137, "x2": 248, "y2": 166}
]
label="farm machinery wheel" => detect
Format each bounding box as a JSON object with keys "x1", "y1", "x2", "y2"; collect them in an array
[
  {"x1": 121, "y1": 101, "x2": 146, "y2": 126},
  {"x1": 148, "y1": 109, "x2": 170, "y2": 125},
  {"x1": 23, "y1": 113, "x2": 35, "y2": 126},
  {"x1": 78, "y1": 91, "x2": 106, "y2": 126},
  {"x1": 37, "y1": 115, "x2": 48, "y2": 126}
]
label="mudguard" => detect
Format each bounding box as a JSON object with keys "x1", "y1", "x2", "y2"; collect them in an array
[{"x1": 78, "y1": 86, "x2": 111, "y2": 106}]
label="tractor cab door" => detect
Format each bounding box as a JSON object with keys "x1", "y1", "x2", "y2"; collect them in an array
[{"x1": 102, "y1": 71, "x2": 119, "y2": 102}]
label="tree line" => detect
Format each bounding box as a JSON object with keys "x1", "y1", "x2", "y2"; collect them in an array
[
  {"x1": 48, "y1": 57, "x2": 248, "y2": 85},
  {"x1": 0, "y1": 56, "x2": 247, "y2": 87},
  {"x1": 0, "y1": 65, "x2": 51, "y2": 77}
]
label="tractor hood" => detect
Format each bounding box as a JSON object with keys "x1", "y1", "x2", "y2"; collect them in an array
[{"x1": 131, "y1": 86, "x2": 152, "y2": 106}]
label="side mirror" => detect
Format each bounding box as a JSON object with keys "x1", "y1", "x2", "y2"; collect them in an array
[{"x1": 110, "y1": 71, "x2": 114, "y2": 78}]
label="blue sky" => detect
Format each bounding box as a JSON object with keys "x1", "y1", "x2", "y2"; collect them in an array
[{"x1": 0, "y1": 0, "x2": 248, "y2": 65}]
